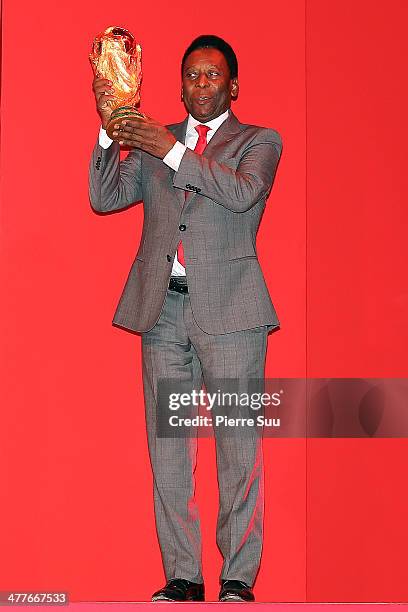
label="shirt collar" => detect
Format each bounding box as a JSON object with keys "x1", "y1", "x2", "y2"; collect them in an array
[{"x1": 186, "y1": 108, "x2": 230, "y2": 136}]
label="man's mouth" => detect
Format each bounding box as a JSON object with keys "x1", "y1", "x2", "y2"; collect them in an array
[{"x1": 195, "y1": 96, "x2": 213, "y2": 104}]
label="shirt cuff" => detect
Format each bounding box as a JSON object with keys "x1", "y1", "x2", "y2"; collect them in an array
[
  {"x1": 99, "y1": 126, "x2": 113, "y2": 149},
  {"x1": 162, "y1": 141, "x2": 187, "y2": 171}
]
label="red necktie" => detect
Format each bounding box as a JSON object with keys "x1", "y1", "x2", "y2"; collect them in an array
[{"x1": 177, "y1": 124, "x2": 210, "y2": 267}]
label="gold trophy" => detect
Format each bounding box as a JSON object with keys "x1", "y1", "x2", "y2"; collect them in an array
[{"x1": 89, "y1": 26, "x2": 144, "y2": 139}]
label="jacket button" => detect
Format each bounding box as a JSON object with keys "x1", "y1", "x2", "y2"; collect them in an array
[
  {"x1": 179, "y1": 224, "x2": 186, "y2": 231},
  {"x1": 166, "y1": 254, "x2": 171, "y2": 262}
]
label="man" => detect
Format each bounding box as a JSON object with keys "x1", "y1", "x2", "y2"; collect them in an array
[{"x1": 89, "y1": 35, "x2": 282, "y2": 602}]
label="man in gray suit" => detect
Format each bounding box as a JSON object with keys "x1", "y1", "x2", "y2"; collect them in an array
[{"x1": 89, "y1": 35, "x2": 282, "y2": 602}]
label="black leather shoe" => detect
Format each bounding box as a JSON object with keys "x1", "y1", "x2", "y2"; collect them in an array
[
  {"x1": 219, "y1": 580, "x2": 255, "y2": 602},
  {"x1": 152, "y1": 578, "x2": 205, "y2": 601}
]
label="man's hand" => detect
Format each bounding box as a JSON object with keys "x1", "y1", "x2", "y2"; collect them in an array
[
  {"x1": 112, "y1": 116, "x2": 177, "y2": 159},
  {"x1": 92, "y1": 75, "x2": 115, "y2": 129}
]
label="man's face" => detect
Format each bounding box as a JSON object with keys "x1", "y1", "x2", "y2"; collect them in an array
[{"x1": 181, "y1": 48, "x2": 239, "y2": 122}]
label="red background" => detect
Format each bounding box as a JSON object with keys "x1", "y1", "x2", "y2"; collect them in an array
[{"x1": 1, "y1": 0, "x2": 407, "y2": 602}]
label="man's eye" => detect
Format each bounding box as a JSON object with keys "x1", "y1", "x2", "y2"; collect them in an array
[
  {"x1": 186, "y1": 72, "x2": 198, "y2": 78},
  {"x1": 208, "y1": 71, "x2": 220, "y2": 77}
]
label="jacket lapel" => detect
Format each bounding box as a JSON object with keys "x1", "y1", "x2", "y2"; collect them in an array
[
  {"x1": 201, "y1": 110, "x2": 242, "y2": 159},
  {"x1": 169, "y1": 117, "x2": 188, "y2": 146},
  {"x1": 168, "y1": 118, "x2": 188, "y2": 207}
]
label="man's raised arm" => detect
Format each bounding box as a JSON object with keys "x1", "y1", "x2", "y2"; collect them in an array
[{"x1": 88, "y1": 76, "x2": 143, "y2": 213}]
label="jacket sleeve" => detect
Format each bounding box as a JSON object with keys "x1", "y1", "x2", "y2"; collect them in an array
[
  {"x1": 172, "y1": 128, "x2": 282, "y2": 213},
  {"x1": 88, "y1": 136, "x2": 143, "y2": 212}
]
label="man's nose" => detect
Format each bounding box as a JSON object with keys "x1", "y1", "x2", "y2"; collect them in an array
[{"x1": 196, "y1": 73, "x2": 209, "y2": 87}]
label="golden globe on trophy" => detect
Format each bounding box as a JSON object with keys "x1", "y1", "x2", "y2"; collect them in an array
[{"x1": 89, "y1": 26, "x2": 144, "y2": 139}]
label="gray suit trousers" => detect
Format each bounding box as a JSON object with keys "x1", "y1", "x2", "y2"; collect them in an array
[{"x1": 141, "y1": 287, "x2": 268, "y2": 586}]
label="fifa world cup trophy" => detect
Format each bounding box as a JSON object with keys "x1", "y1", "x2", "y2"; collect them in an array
[{"x1": 89, "y1": 26, "x2": 143, "y2": 138}]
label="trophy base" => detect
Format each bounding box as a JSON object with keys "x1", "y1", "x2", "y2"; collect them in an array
[{"x1": 106, "y1": 106, "x2": 145, "y2": 139}]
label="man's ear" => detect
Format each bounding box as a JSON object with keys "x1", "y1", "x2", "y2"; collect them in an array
[
  {"x1": 181, "y1": 88, "x2": 184, "y2": 101},
  {"x1": 231, "y1": 78, "x2": 239, "y2": 100}
]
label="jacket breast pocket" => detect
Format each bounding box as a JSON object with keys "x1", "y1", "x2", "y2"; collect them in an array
[{"x1": 228, "y1": 255, "x2": 257, "y2": 262}]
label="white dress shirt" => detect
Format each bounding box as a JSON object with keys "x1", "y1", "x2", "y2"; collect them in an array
[{"x1": 98, "y1": 108, "x2": 230, "y2": 276}]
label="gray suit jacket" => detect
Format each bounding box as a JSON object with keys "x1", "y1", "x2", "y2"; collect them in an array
[{"x1": 88, "y1": 110, "x2": 282, "y2": 334}]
